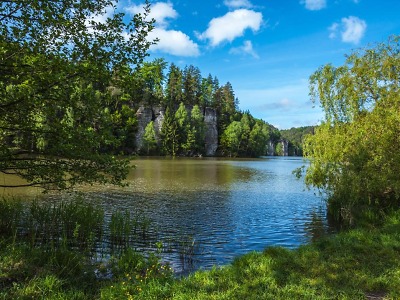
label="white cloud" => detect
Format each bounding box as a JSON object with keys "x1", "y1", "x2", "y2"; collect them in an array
[
  {"x1": 125, "y1": 2, "x2": 200, "y2": 57},
  {"x1": 224, "y1": 0, "x2": 253, "y2": 9},
  {"x1": 329, "y1": 16, "x2": 367, "y2": 44},
  {"x1": 341, "y1": 16, "x2": 367, "y2": 44},
  {"x1": 126, "y1": 2, "x2": 177, "y2": 28},
  {"x1": 199, "y1": 9, "x2": 263, "y2": 46},
  {"x1": 301, "y1": 0, "x2": 327, "y2": 10},
  {"x1": 328, "y1": 22, "x2": 338, "y2": 39},
  {"x1": 148, "y1": 28, "x2": 200, "y2": 57},
  {"x1": 229, "y1": 40, "x2": 259, "y2": 58}
]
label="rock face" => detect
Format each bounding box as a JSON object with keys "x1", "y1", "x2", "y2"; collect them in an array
[
  {"x1": 267, "y1": 140, "x2": 275, "y2": 156},
  {"x1": 281, "y1": 139, "x2": 289, "y2": 156},
  {"x1": 135, "y1": 105, "x2": 153, "y2": 152},
  {"x1": 153, "y1": 105, "x2": 165, "y2": 143},
  {"x1": 204, "y1": 107, "x2": 218, "y2": 156},
  {"x1": 266, "y1": 139, "x2": 289, "y2": 156}
]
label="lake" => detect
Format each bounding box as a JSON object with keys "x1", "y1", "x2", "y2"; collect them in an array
[{"x1": 3, "y1": 156, "x2": 328, "y2": 275}]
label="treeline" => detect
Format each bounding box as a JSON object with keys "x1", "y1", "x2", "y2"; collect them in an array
[
  {"x1": 107, "y1": 59, "x2": 283, "y2": 157},
  {"x1": 280, "y1": 126, "x2": 315, "y2": 156}
]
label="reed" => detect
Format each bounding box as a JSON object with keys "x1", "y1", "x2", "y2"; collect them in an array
[
  {"x1": 0, "y1": 198, "x2": 23, "y2": 239},
  {"x1": 109, "y1": 211, "x2": 133, "y2": 247},
  {"x1": 21, "y1": 199, "x2": 104, "y2": 252}
]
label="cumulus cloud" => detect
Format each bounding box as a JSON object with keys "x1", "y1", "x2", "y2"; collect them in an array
[
  {"x1": 125, "y1": 2, "x2": 200, "y2": 57},
  {"x1": 329, "y1": 16, "x2": 367, "y2": 44},
  {"x1": 126, "y1": 2, "x2": 177, "y2": 28},
  {"x1": 148, "y1": 28, "x2": 200, "y2": 57},
  {"x1": 301, "y1": 0, "x2": 327, "y2": 10},
  {"x1": 229, "y1": 40, "x2": 259, "y2": 58},
  {"x1": 224, "y1": 0, "x2": 253, "y2": 9},
  {"x1": 199, "y1": 9, "x2": 262, "y2": 46},
  {"x1": 341, "y1": 16, "x2": 367, "y2": 43}
]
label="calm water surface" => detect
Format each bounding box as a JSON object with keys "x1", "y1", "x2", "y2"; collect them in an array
[
  {"x1": 81, "y1": 156, "x2": 326, "y2": 274},
  {"x1": 4, "y1": 156, "x2": 327, "y2": 274}
]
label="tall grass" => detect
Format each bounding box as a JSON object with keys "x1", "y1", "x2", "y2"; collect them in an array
[{"x1": 0, "y1": 197, "x2": 158, "y2": 257}]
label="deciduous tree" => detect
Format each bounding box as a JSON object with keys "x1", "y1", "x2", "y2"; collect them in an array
[
  {"x1": 0, "y1": 0, "x2": 156, "y2": 190},
  {"x1": 303, "y1": 36, "x2": 400, "y2": 223}
]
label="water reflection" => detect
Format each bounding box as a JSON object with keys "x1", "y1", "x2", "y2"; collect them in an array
[
  {"x1": 81, "y1": 157, "x2": 327, "y2": 274},
  {"x1": 5, "y1": 156, "x2": 328, "y2": 275}
]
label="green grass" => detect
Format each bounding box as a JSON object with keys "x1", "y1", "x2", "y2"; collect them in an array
[{"x1": 1, "y1": 198, "x2": 400, "y2": 299}]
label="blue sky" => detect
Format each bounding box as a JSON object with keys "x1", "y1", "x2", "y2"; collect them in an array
[{"x1": 121, "y1": 0, "x2": 400, "y2": 129}]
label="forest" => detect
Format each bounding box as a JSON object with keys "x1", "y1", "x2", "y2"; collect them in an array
[{"x1": 110, "y1": 59, "x2": 287, "y2": 158}]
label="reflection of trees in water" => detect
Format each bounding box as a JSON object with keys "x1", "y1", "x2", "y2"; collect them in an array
[{"x1": 303, "y1": 208, "x2": 332, "y2": 242}]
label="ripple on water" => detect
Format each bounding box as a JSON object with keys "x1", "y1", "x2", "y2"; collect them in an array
[{"x1": 47, "y1": 157, "x2": 328, "y2": 274}]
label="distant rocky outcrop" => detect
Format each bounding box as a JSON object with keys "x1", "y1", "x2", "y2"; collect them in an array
[
  {"x1": 280, "y1": 139, "x2": 289, "y2": 156},
  {"x1": 135, "y1": 105, "x2": 218, "y2": 156},
  {"x1": 153, "y1": 105, "x2": 164, "y2": 143},
  {"x1": 135, "y1": 105, "x2": 153, "y2": 152},
  {"x1": 204, "y1": 107, "x2": 218, "y2": 156},
  {"x1": 266, "y1": 139, "x2": 289, "y2": 156},
  {"x1": 267, "y1": 140, "x2": 275, "y2": 156}
]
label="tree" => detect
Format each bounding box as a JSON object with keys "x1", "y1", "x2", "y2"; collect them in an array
[
  {"x1": 182, "y1": 65, "x2": 201, "y2": 106},
  {"x1": 200, "y1": 74, "x2": 214, "y2": 107},
  {"x1": 303, "y1": 36, "x2": 400, "y2": 223},
  {"x1": 165, "y1": 63, "x2": 183, "y2": 108},
  {"x1": 0, "y1": 0, "x2": 156, "y2": 190},
  {"x1": 142, "y1": 121, "x2": 157, "y2": 155},
  {"x1": 134, "y1": 59, "x2": 166, "y2": 106},
  {"x1": 249, "y1": 121, "x2": 269, "y2": 157},
  {"x1": 221, "y1": 121, "x2": 244, "y2": 157},
  {"x1": 239, "y1": 113, "x2": 252, "y2": 156},
  {"x1": 190, "y1": 105, "x2": 205, "y2": 154},
  {"x1": 174, "y1": 102, "x2": 190, "y2": 154},
  {"x1": 160, "y1": 107, "x2": 179, "y2": 156}
]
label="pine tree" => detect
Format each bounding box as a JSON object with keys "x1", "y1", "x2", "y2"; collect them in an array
[
  {"x1": 161, "y1": 108, "x2": 179, "y2": 156},
  {"x1": 143, "y1": 121, "x2": 157, "y2": 155},
  {"x1": 190, "y1": 105, "x2": 205, "y2": 154}
]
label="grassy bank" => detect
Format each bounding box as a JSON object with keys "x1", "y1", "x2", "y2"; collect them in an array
[{"x1": 1, "y1": 199, "x2": 399, "y2": 299}]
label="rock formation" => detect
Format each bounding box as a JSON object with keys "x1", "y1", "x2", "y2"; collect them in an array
[
  {"x1": 280, "y1": 139, "x2": 289, "y2": 156},
  {"x1": 204, "y1": 107, "x2": 218, "y2": 156},
  {"x1": 135, "y1": 105, "x2": 153, "y2": 152},
  {"x1": 267, "y1": 140, "x2": 275, "y2": 156}
]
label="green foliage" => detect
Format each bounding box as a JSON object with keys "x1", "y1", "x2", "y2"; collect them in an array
[
  {"x1": 183, "y1": 65, "x2": 202, "y2": 106},
  {"x1": 0, "y1": 0, "x2": 156, "y2": 190},
  {"x1": 134, "y1": 59, "x2": 167, "y2": 106},
  {"x1": 174, "y1": 102, "x2": 190, "y2": 154},
  {"x1": 280, "y1": 126, "x2": 315, "y2": 156},
  {"x1": 275, "y1": 142, "x2": 283, "y2": 156},
  {"x1": 249, "y1": 121, "x2": 270, "y2": 157},
  {"x1": 165, "y1": 63, "x2": 183, "y2": 108},
  {"x1": 190, "y1": 105, "x2": 206, "y2": 155},
  {"x1": 221, "y1": 121, "x2": 244, "y2": 157},
  {"x1": 304, "y1": 36, "x2": 400, "y2": 224},
  {"x1": 160, "y1": 108, "x2": 179, "y2": 156},
  {"x1": 142, "y1": 121, "x2": 158, "y2": 155}
]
